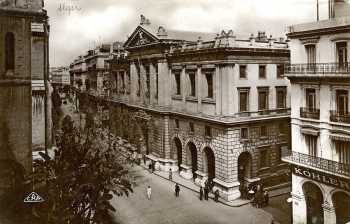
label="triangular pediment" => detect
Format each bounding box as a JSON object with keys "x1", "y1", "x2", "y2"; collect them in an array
[{"x1": 124, "y1": 26, "x2": 159, "y2": 48}]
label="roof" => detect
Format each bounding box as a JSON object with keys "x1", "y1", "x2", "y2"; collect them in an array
[{"x1": 140, "y1": 23, "x2": 217, "y2": 42}]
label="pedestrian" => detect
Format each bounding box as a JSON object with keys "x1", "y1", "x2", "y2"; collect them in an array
[
  {"x1": 199, "y1": 186, "x2": 203, "y2": 201},
  {"x1": 204, "y1": 186, "x2": 209, "y2": 200},
  {"x1": 169, "y1": 168, "x2": 172, "y2": 181},
  {"x1": 214, "y1": 189, "x2": 220, "y2": 202},
  {"x1": 143, "y1": 154, "x2": 146, "y2": 165},
  {"x1": 175, "y1": 183, "x2": 180, "y2": 197},
  {"x1": 152, "y1": 161, "x2": 155, "y2": 173},
  {"x1": 264, "y1": 190, "x2": 269, "y2": 206},
  {"x1": 146, "y1": 186, "x2": 152, "y2": 200}
]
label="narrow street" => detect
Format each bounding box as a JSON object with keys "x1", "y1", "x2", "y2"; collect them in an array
[
  {"x1": 60, "y1": 99, "x2": 291, "y2": 224},
  {"x1": 111, "y1": 166, "x2": 274, "y2": 224}
]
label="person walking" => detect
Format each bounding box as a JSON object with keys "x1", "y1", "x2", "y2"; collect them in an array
[
  {"x1": 199, "y1": 186, "x2": 203, "y2": 201},
  {"x1": 204, "y1": 186, "x2": 209, "y2": 200},
  {"x1": 175, "y1": 183, "x2": 180, "y2": 197},
  {"x1": 169, "y1": 168, "x2": 172, "y2": 181},
  {"x1": 264, "y1": 190, "x2": 269, "y2": 206},
  {"x1": 146, "y1": 186, "x2": 152, "y2": 200},
  {"x1": 214, "y1": 189, "x2": 220, "y2": 202},
  {"x1": 143, "y1": 154, "x2": 146, "y2": 165}
]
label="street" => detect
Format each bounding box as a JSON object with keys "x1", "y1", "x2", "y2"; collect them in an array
[
  {"x1": 60, "y1": 100, "x2": 291, "y2": 224},
  {"x1": 111, "y1": 166, "x2": 274, "y2": 224}
]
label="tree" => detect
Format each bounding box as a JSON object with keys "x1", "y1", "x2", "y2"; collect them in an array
[{"x1": 33, "y1": 115, "x2": 133, "y2": 224}]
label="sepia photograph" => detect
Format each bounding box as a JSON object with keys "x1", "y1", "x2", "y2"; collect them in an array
[{"x1": 0, "y1": 0, "x2": 349, "y2": 223}]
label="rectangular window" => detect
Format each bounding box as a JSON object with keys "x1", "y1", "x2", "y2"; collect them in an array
[
  {"x1": 305, "y1": 135, "x2": 317, "y2": 157},
  {"x1": 239, "y1": 65, "x2": 247, "y2": 78},
  {"x1": 260, "y1": 125, "x2": 267, "y2": 137},
  {"x1": 276, "y1": 147, "x2": 282, "y2": 164},
  {"x1": 205, "y1": 72, "x2": 213, "y2": 98},
  {"x1": 336, "y1": 141, "x2": 350, "y2": 164},
  {"x1": 175, "y1": 119, "x2": 180, "y2": 129},
  {"x1": 336, "y1": 90, "x2": 349, "y2": 115},
  {"x1": 306, "y1": 88, "x2": 316, "y2": 109},
  {"x1": 279, "y1": 123, "x2": 287, "y2": 135},
  {"x1": 174, "y1": 72, "x2": 181, "y2": 95},
  {"x1": 305, "y1": 45, "x2": 316, "y2": 64},
  {"x1": 258, "y1": 88, "x2": 269, "y2": 111},
  {"x1": 239, "y1": 89, "x2": 249, "y2": 112},
  {"x1": 276, "y1": 87, "x2": 287, "y2": 109},
  {"x1": 241, "y1": 128, "x2": 248, "y2": 139},
  {"x1": 188, "y1": 72, "x2": 196, "y2": 97},
  {"x1": 336, "y1": 42, "x2": 348, "y2": 68},
  {"x1": 189, "y1": 122, "x2": 195, "y2": 133},
  {"x1": 260, "y1": 149, "x2": 269, "y2": 168},
  {"x1": 277, "y1": 64, "x2": 284, "y2": 78},
  {"x1": 259, "y1": 65, "x2": 266, "y2": 79},
  {"x1": 205, "y1": 126, "x2": 211, "y2": 137}
]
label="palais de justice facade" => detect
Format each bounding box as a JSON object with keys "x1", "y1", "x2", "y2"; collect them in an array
[{"x1": 71, "y1": 16, "x2": 292, "y2": 201}]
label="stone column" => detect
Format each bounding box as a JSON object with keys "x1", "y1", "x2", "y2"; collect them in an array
[
  {"x1": 221, "y1": 64, "x2": 235, "y2": 116},
  {"x1": 149, "y1": 63, "x2": 156, "y2": 105},
  {"x1": 158, "y1": 60, "x2": 171, "y2": 107},
  {"x1": 130, "y1": 62, "x2": 138, "y2": 104},
  {"x1": 197, "y1": 66, "x2": 202, "y2": 113},
  {"x1": 323, "y1": 201, "x2": 337, "y2": 224},
  {"x1": 215, "y1": 65, "x2": 222, "y2": 115},
  {"x1": 181, "y1": 66, "x2": 186, "y2": 105}
]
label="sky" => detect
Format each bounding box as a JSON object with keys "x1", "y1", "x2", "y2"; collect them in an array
[{"x1": 46, "y1": 0, "x2": 330, "y2": 67}]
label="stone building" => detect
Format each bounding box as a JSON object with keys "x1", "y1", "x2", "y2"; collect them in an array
[
  {"x1": 50, "y1": 66, "x2": 70, "y2": 88},
  {"x1": 0, "y1": 0, "x2": 50, "y2": 193},
  {"x1": 283, "y1": 1, "x2": 350, "y2": 223},
  {"x1": 105, "y1": 15, "x2": 291, "y2": 201}
]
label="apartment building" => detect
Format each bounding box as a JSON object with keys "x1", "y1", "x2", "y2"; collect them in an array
[{"x1": 283, "y1": 0, "x2": 350, "y2": 223}]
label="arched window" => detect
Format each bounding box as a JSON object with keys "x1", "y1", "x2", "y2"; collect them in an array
[{"x1": 5, "y1": 32, "x2": 15, "y2": 71}]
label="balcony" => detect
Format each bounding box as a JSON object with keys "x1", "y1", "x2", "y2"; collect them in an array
[
  {"x1": 285, "y1": 63, "x2": 350, "y2": 76},
  {"x1": 330, "y1": 110, "x2": 350, "y2": 124},
  {"x1": 300, "y1": 107, "x2": 320, "y2": 119},
  {"x1": 282, "y1": 150, "x2": 350, "y2": 178},
  {"x1": 237, "y1": 108, "x2": 290, "y2": 117}
]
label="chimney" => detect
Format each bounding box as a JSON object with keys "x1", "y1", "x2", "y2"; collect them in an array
[
  {"x1": 249, "y1": 34, "x2": 255, "y2": 46},
  {"x1": 197, "y1": 36, "x2": 203, "y2": 50}
]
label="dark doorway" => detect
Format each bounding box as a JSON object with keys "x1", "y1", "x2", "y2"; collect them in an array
[
  {"x1": 332, "y1": 191, "x2": 350, "y2": 224},
  {"x1": 174, "y1": 138, "x2": 182, "y2": 170},
  {"x1": 187, "y1": 142, "x2": 198, "y2": 179},
  {"x1": 203, "y1": 147, "x2": 215, "y2": 181},
  {"x1": 303, "y1": 182, "x2": 324, "y2": 224},
  {"x1": 237, "y1": 152, "x2": 252, "y2": 185}
]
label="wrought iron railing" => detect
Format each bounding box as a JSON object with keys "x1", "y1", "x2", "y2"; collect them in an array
[
  {"x1": 330, "y1": 110, "x2": 350, "y2": 124},
  {"x1": 285, "y1": 63, "x2": 350, "y2": 75},
  {"x1": 282, "y1": 150, "x2": 350, "y2": 178},
  {"x1": 300, "y1": 107, "x2": 320, "y2": 119}
]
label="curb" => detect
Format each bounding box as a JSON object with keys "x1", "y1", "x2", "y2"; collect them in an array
[{"x1": 135, "y1": 163, "x2": 251, "y2": 208}]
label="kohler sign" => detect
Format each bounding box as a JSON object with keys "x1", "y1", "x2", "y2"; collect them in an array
[{"x1": 292, "y1": 165, "x2": 350, "y2": 192}]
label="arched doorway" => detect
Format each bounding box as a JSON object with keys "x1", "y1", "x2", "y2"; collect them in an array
[
  {"x1": 237, "y1": 152, "x2": 252, "y2": 185},
  {"x1": 173, "y1": 138, "x2": 182, "y2": 170},
  {"x1": 332, "y1": 191, "x2": 350, "y2": 224},
  {"x1": 203, "y1": 147, "x2": 215, "y2": 181},
  {"x1": 303, "y1": 182, "x2": 324, "y2": 224},
  {"x1": 186, "y1": 142, "x2": 198, "y2": 179}
]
